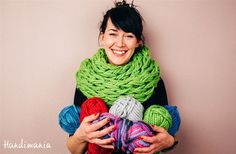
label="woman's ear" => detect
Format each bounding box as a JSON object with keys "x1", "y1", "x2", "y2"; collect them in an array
[
  {"x1": 136, "y1": 40, "x2": 142, "y2": 48},
  {"x1": 99, "y1": 32, "x2": 104, "y2": 47}
]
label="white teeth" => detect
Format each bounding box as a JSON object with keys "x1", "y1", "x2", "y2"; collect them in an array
[{"x1": 112, "y1": 50, "x2": 126, "y2": 54}]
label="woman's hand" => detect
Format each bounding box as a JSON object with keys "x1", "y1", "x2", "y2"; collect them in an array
[
  {"x1": 74, "y1": 113, "x2": 116, "y2": 149},
  {"x1": 134, "y1": 125, "x2": 174, "y2": 154}
]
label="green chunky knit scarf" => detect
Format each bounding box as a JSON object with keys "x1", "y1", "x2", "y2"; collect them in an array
[{"x1": 76, "y1": 46, "x2": 160, "y2": 107}]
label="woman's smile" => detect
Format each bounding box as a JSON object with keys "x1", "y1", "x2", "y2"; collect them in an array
[{"x1": 111, "y1": 49, "x2": 127, "y2": 56}]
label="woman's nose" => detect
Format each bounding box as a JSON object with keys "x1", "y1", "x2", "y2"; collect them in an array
[{"x1": 116, "y1": 36, "x2": 124, "y2": 47}]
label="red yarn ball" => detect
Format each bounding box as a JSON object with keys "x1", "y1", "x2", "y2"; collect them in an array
[
  {"x1": 80, "y1": 97, "x2": 108, "y2": 122},
  {"x1": 79, "y1": 97, "x2": 113, "y2": 154}
]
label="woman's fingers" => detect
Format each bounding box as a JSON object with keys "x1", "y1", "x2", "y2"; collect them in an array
[
  {"x1": 89, "y1": 137, "x2": 115, "y2": 149},
  {"x1": 88, "y1": 125, "x2": 116, "y2": 139},
  {"x1": 134, "y1": 127, "x2": 165, "y2": 153},
  {"x1": 151, "y1": 125, "x2": 166, "y2": 133},
  {"x1": 78, "y1": 113, "x2": 117, "y2": 144},
  {"x1": 81, "y1": 114, "x2": 117, "y2": 141},
  {"x1": 138, "y1": 135, "x2": 158, "y2": 144},
  {"x1": 99, "y1": 144, "x2": 114, "y2": 149},
  {"x1": 134, "y1": 144, "x2": 156, "y2": 153},
  {"x1": 134, "y1": 125, "x2": 175, "y2": 153},
  {"x1": 82, "y1": 113, "x2": 100, "y2": 124},
  {"x1": 134, "y1": 144, "x2": 162, "y2": 154},
  {"x1": 90, "y1": 117, "x2": 111, "y2": 131},
  {"x1": 82, "y1": 114, "x2": 111, "y2": 132},
  {"x1": 92, "y1": 137, "x2": 115, "y2": 146}
]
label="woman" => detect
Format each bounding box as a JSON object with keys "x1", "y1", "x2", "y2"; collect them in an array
[{"x1": 67, "y1": 1, "x2": 177, "y2": 154}]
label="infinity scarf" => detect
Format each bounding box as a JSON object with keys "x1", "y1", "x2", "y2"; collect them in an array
[{"x1": 76, "y1": 46, "x2": 160, "y2": 106}]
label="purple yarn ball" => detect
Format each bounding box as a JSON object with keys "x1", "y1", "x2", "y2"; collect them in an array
[{"x1": 93, "y1": 113, "x2": 155, "y2": 153}]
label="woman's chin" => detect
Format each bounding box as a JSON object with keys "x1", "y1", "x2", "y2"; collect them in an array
[
  {"x1": 109, "y1": 59, "x2": 128, "y2": 66},
  {"x1": 106, "y1": 50, "x2": 132, "y2": 65}
]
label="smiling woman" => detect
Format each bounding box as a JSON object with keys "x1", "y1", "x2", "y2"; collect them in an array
[
  {"x1": 100, "y1": 18, "x2": 140, "y2": 65},
  {"x1": 98, "y1": 2, "x2": 143, "y2": 66},
  {"x1": 63, "y1": 0, "x2": 179, "y2": 154}
]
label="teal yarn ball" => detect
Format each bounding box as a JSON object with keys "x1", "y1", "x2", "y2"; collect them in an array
[
  {"x1": 58, "y1": 105, "x2": 80, "y2": 135},
  {"x1": 109, "y1": 96, "x2": 144, "y2": 121},
  {"x1": 143, "y1": 105, "x2": 172, "y2": 130},
  {"x1": 164, "y1": 105, "x2": 181, "y2": 136}
]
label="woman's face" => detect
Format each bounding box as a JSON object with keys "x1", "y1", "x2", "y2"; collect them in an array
[{"x1": 100, "y1": 18, "x2": 140, "y2": 65}]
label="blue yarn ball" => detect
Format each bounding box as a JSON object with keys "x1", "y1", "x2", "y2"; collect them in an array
[
  {"x1": 58, "y1": 105, "x2": 81, "y2": 135},
  {"x1": 164, "y1": 105, "x2": 181, "y2": 136}
]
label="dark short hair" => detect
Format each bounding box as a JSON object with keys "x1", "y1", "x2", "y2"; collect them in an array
[{"x1": 100, "y1": 1, "x2": 144, "y2": 44}]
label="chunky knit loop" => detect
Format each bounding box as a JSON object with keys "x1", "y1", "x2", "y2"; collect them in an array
[
  {"x1": 58, "y1": 105, "x2": 80, "y2": 135},
  {"x1": 109, "y1": 96, "x2": 144, "y2": 121},
  {"x1": 143, "y1": 105, "x2": 172, "y2": 130},
  {"x1": 76, "y1": 46, "x2": 160, "y2": 106}
]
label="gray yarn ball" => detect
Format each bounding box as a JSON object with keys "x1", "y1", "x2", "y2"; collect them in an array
[{"x1": 109, "y1": 96, "x2": 144, "y2": 121}]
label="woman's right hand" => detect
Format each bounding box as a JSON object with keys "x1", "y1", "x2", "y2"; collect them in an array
[{"x1": 74, "y1": 113, "x2": 116, "y2": 149}]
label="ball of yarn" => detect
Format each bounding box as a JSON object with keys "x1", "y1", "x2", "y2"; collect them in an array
[
  {"x1": 92, "y1": 112, "x2": 122, "y2": 140},
  {"x1": 124, "y1": 121, "x2": 155, "y2": 153},
  {"x1": 79, "y1": 97, "x2": 112, "y2": 154},
  {"x1": 93, "y1": 113, "x2": 155, "y2": 153},
  {"x1": 143, "y1": 105, "x2": 172, "y2": 130},
  {"x1": 109, "y1": 96, "x2": 144, "y2": 121},
  {"x1": 80, "y1": 97, "x2": 108, "y2": 122},
  {"x1": 164, "y1": 105, "x2": 181, "y2": 136},
  {"x1": 58, "y1": 105, "x2": 80, "y2": 135}
]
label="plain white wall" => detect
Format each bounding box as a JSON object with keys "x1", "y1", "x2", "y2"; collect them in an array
[{"x1": 1, "y1": 0, "x2": 236, "y2": 154}]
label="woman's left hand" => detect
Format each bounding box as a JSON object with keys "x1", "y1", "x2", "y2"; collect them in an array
[{"x1": 134, "y1": 125, "x2": 174, "y2": 154}]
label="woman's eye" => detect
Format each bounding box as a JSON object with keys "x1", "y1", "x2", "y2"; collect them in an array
[
  {"x1": 109, "y1": 33, "x2": 117, "y2": 36},
  {"x1": 126, "y1": 35, "x2": 134, "y2": 38}
]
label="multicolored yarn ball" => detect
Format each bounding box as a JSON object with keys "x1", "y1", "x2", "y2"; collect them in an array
[
  {"x1": 79, "y1": 97, "x2": 112, "y2": 154},
  {"x1": 109, "y1": 96, "x2": 144, "y2": 121},
  {"x1": 164, "y1": 105, "x2": 181, "y2": 136},
  {"x1": 124, "y1": 120, "x2": 155, "y2": 153},
  {"x1": 58, "y1": 105, "x2": 80, "y2": 135},
  {"x1": 143, "y1": 105, "x2": 172, "y2": 130},
  {"x1": 92, "y1": 113, "x2": 121, "y2": 140},
  {"x1": 93, "y1": 112, "x2": 155, "y2": 153},
  {"x1": 80, "y1": 97, "x2": 108, "y2": 122}
]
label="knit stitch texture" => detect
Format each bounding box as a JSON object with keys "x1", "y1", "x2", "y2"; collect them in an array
[
  {"x1": 80, "y1": 97, "x2": 108, "y2": 122},
  {"x1": 76, "y1": 46, "x2": 160, "y2": 107},
  {"x1": 109, "y1": 96, "x2": 144, "y2": 121},
  {"x1": 164, "y1": 105, "x2": 181, "y2": 136},
  {"x1": 58, "y1": 105, "x2": 81, "y2": 135},
  {"x1": 144, "y1": 105, "x2": 172, "y2": 130}
]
